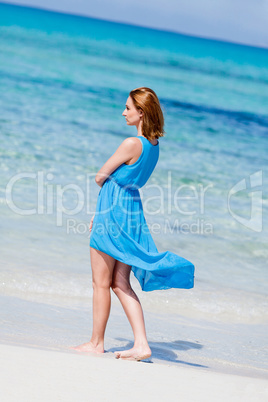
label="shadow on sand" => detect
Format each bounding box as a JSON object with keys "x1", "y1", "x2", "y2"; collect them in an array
[{"x1": 108, "y1": 338, "x2": 208, "y2": 368}]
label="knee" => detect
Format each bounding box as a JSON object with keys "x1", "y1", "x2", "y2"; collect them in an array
[
  {"x1": 111, "y1": 284, "x2": 120, "y2": 295},
  {"x1": 92, "y1": 278, "x2": 112, "y2": 291},
  {"x1": 111, "y1": 280, "x2": 131, "y2": 295}
]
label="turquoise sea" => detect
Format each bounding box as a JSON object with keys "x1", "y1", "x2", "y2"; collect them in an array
[{"x1": 0, "y1": 3, "x2": 268, "y2": 376}]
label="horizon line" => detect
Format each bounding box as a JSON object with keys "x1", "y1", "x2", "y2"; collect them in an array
[{"x1": 1, "y1": 1, "x2": 268, "y2": 51}]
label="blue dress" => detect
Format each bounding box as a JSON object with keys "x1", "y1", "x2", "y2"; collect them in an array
[{"x1": 90, "y1": 136, "x2": 195, "y2": 291}]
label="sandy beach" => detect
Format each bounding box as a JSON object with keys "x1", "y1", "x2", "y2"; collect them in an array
[
  {"x1": 1, "y1": 5, "x2": 268, "y2": 402},
  {"x1": 1, "y1": 343, "x2": 267, "y2": 402}
]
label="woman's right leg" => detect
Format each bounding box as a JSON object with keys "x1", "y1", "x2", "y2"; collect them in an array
[{"x1": 71, "y1": 247, "x2": 116, "y2": 353}]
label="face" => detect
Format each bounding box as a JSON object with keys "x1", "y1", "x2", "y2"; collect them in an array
[{"x1": 122, "y1": 96, "x2": 143, "y2": 126}]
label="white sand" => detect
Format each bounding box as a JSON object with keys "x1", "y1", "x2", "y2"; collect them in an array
[{"x1": 0, "y1": 344, "x2": 267, "y2": 402}]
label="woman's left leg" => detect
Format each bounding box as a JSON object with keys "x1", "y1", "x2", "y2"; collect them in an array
[{"x1": 111, "y1": 260, "x2": 152, "y2": 360}]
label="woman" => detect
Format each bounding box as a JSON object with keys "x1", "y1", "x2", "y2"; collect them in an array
[{"x1": 72, "y1": 87, "x2": 195, "y2": 361}]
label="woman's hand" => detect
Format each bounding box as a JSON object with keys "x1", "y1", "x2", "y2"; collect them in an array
[{"x1": 89, "y1": 214, "x2": 95, "y2": 233}]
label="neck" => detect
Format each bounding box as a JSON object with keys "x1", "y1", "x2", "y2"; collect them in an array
[{"x1": 136, "y1": 120, "x2": 143, "y2": 136}]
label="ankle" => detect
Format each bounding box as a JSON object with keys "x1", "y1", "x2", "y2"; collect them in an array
[
  {"x1": 134, "y1": 340, "x2": 150, "y2": 349},
  {"x1": 90, "y1": 337, "x2": 104, "y2": 348}
]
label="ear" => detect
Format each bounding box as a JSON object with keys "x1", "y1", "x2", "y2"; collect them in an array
[{"x1": 139, "y1": 110, "x2": 144, "y2": 118}]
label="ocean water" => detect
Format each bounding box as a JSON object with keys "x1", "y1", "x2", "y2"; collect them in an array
[{"x1": 0, "y1": 3, "x2": 268, "y2": 376}]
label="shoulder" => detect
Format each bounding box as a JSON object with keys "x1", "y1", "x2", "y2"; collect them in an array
[
  {"x1": 121, "y1": 136, "x2": 142, "y2": 150},
  {"x1": 122, "y1": 137, "x2": 141, "y2": 148}
]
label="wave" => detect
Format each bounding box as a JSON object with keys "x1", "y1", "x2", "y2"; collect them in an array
[
  {"x1": 162, "y1": 97, "x2": 268, "y2": 130},
  {"x1": 1, "y1": 269, "x2": 267, "y2": 325},
  {"x1": 2, "y1": 70, "x2": 268, "y2": 132}
]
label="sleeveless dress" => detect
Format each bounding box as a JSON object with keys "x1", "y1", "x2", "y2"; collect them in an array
[{"x1": 90, "y1": 136, "x2": 195, "y2": 292}]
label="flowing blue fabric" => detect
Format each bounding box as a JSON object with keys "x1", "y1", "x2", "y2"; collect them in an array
[{"x1": 90, "y1": 136, "x2": 195, "y2": 291}]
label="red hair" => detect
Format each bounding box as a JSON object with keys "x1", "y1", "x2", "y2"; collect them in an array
[{"x1": 129, "y1": 87, "x2": 165, "y2": 141}]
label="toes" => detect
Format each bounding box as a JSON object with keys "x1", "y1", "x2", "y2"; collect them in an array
[
  {"x1": 120, "y1": 355, "x2": 135, "y2": 361},
  {"x1": 121, "y1": 353, "x2": 151, "y2": 361},
  {"x1": 114, "y1": 349, "x2": 151, "y2": 361},
  {"x1": 117, "y1": 352, "x2": 133, "y2": 360},
  {"x1": 70, "y1": 346, "x2": 80, "y2": 351}
]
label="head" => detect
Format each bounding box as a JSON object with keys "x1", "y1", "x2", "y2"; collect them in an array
[{"x1": 122, "y1": 87, "x2": 165, "y2": 141}]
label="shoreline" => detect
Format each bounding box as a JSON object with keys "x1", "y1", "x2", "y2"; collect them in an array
[
  {"x1": 0, "y1": 295, "x2": 268, "y2": 379},
  {"x1": 1, "y1": 343, "x2": 268, "y2": 402},
  {"x1": 1, "y1": 293, "x2": 268, "y2": 381},
  {"x1": 1, "y1": 338, "x2": 268, "y2": 381}
]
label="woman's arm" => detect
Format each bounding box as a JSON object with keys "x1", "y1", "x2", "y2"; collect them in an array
[{"x1": 95, "y1": 137, "x2": 142, "y2": 187}]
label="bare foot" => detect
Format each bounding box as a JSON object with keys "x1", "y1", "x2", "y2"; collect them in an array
[
  {"x1": 70, "y1": 341, "x2": 104, "y2": 354},
  {"x1": 114, "y1": 346, "x2": 151, "y2": 361}
]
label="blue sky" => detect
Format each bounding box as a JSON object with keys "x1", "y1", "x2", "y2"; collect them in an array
[{"x1": 3, "y1": 0, "x2": 268, "y2": 48}]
